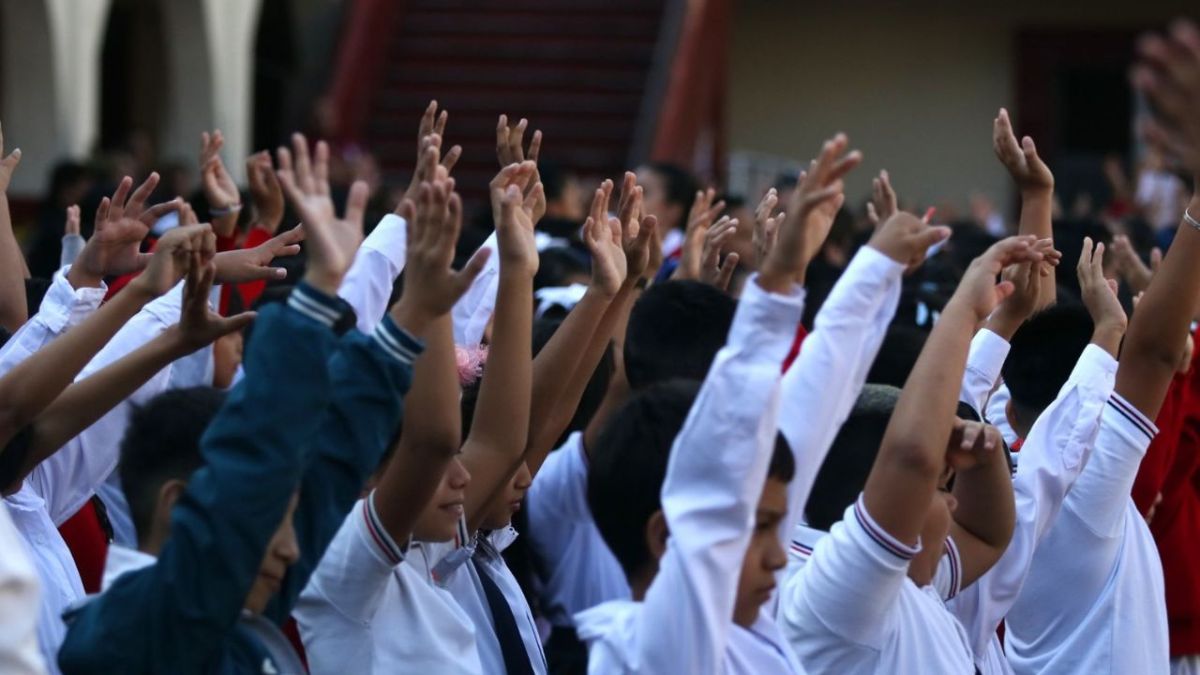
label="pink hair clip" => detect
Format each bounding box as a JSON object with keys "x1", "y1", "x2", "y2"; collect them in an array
[{"x1": 455, "y1": 344, "x2": 489, "y2": 387}]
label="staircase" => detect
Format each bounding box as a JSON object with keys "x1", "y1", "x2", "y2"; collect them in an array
[{"x1": 345, "y1": 0, "x2": 674, "y2": 209}]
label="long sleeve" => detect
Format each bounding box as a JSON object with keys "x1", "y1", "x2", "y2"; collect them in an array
[
  {"x1": 0, "y1": 267, "x2": 106, "y2": 378},
  {"x1": 0, "y1": 503, "x2": 46, "y2": 675},
  {"x1": 265, "y1": 316, "x2": 421, "y2": 624},
  {"x1": 777, "y1": 246, "x2": 904, "y2": 553},
  {"x1": 338, "y1": 214, "x2": 408, "y2": 334},
  {"x1": 57, "y1": 284, "x2": 340, "y2": 675},
  {"x1": 946, "y1": 344, "x2": 1116, "y2": 661},
  {"x1": 960, "y1": 329, "x2": 1011, "y2": 417},
  {"x1": 451, "y1": 233, "x2": 500, "y2": 346},
  {"x1": 26, "y1": 285, "x2": 187, "y2": 527},
  {"x1": 629, "y1": 278, "x2": 803, "y2": 675}
]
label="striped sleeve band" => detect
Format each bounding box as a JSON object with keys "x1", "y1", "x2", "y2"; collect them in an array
[
  {"x1": 854, "y1": 495, "x2": 921, "y2": 561},
  {"x1": 373, "y1": 316, "x2": 424, "y2": 365},
  {"x1": 287, "y1": 282, "x2": 343, "y2": 327},
  {"x1": 362, "y1": 491, "x2": 406, "y2": 565},
  {"x1": 944, "y1": 535, "x2": 961, "y2": 600},
  {"x1": 1107, "y1": 393, "x2": 1158, "y2": 443}
]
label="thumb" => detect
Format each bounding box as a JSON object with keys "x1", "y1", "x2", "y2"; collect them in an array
[
  {"x1": 454, "y1": 247, "x2": 492, "y2": 295},
  {"x1": 913, "y1": 225, "x2": 952, "y2": 251},
  {"x1": 993, "y1": 280, "x2": 1016, "y2": 305},
  {"x1": 1, "y1": 148, "x2": 21, "y2": 171},
  {"x1": 717, "y1": 252, "x2": 739, "y2": 290},
  {"x1": 1151, "y1": 247, "x2": 1163, "y2": 273}
]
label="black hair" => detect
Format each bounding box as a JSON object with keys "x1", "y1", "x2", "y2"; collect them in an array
[
  {"x1": 1003, "y1": 303, "x2": 1094, "y2": 418},
  {"x1": 805, "y1": 384, "x2": 901, "y2": 531},
  {"x1": 538, "y1": 159, "x2": 571, "y2": 203},
  {"x1": 866, "y1": 324, "x2": 929, "y2": 388},
  {"x1": 532, "y1": 317, "x2": 614, "y2": 445},
  {"x1": 770, "y1": 434, "x2": 796, "y2": 483},
  {"x1": 624, "y1": 281, "x2": 736, "y2": 390},
  {"x1": 118, "y1": 387, "x2": 227, "y2": 542},
  {"x1": 644, "y1": 162, "x2": 698, "y2": 231},
  {"x1": 534, "y1": 247, "x2": 590, "y2": 292},
  {"x1": 589, "y1": 380, "x2": 700, "y2": 577}
]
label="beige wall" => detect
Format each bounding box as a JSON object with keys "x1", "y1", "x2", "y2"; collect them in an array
[{"x1": 730, "y1": 0, "x2": 1195, "y2": 218}]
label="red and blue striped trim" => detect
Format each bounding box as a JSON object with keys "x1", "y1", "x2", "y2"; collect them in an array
[
  {"x1": 944, "y1": 537, "x2": 961, "y2": 600},
  {"x1": 1107, "y1": 394, "x2": 1156, "y2": 442},
  {"x1": 362, "y1": 491, "x2": 405, "y2": 565},
  {"x1": 854, "y1": 497, "x2": 919, "y2": 561}
]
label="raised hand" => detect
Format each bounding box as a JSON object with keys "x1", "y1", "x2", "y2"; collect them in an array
[
  {"x1": 212, "y1": 226, "x2": 304, "y2": 284},
  {"x1": 199, "y1": 131, "x2": 241, "y2": 237},
  {"x1": 1133, "y1": 21, "x2": 1200, "y2": 180},
  {"x1": 945, "y1": 418, "x2": 1006, "y2": 472},
  {"x1": 177, "y1": 253, "x2": 256, "y2": 351},
  {"x1": 752, "y1": 188, "x2": 782, "y2": 271},
  {"x1": 276, "y1": 133, "x2": 366, "y2": 295},
  {"x1": 866, "y1": 169, "x2": 899, "y2": 229},
  {"x1": 70, "y1": 174, "x2": 182, "y2": 288},
  {"x1": 759, "y1": 133, "x2": 861, "y2": 292},
  {"x1": 0, "y1": 121, "x2": 21, "y2": 193},
  {"x1": 673, "y1": 188, "x2": 725, "y2": 281},
  {"x1": 492, "y1": 165, "x2": 541, "y2": 278},
  {"x1": 127, "y1": 223, "x2": 215, "y2": 300},
  {"x1": 246, "y1": 151, "x2": 284, "y2": 234},
  {"x1": 1111, "y1": 233, "x2": 1161, "y2": 294},
  {"x1": 699, "y1": 216, "x2": 740, "y2": 291},
  {"x1": 867, "y1": 211, "x2": 952, "y2": 271},
  {"x1": 610, "y1": 172, "x2": 657, "y2": 285},
  {"x1": 403, "y1": 101, "x2": 462, "y2": 207},
  {"x1": 496, "y1": 114, "x2": 545, "y2": 220},
  {"x1": 392, "y1": 179, "x2": 490, "y2": 337},
  {"x1": 948, "y1": 235, "x2": 1044, "y2": 322},
  {"x1": 1077, "y1": 237, "x2": 1128, "y2": 338},
  {"x1": 65, "y1": 206, "x2": 81, "y2": 237},
  {"x1": 993, "y1": 108, "x2": 1054, "y2": 193}
]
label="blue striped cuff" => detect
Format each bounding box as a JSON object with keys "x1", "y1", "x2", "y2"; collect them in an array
[
  {"x1": 363, "y1": 491, "x2": 406, "y2": 565},
  {"x1": 372, "y1": 316, "x2": 424, "y2": 365},
  {"x1": 1107, "y1": 393, "x2": 1158, "y2": 443},
  {"x1": 854, "y1": 495, "x2": 921, "y2": 561},
  {"x1": 287, "y1": 283, "x2": 342, "y2": 328}
]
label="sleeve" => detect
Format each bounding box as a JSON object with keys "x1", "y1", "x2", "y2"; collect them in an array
[
  {"x1": 527, "y1": 433, "x2": 590, "y2": 527},
  {"x1": 780, "y1": 496, "x2": 918, "y2": 650},
  {"x1": 0, "y1": 266, "x2": 106, "y2": 378},
  {"x1": 946, "y1": 344, "x2": 1116, "y2": 657},
  {"x1": 985, "y1": 384, "x2": 1020, "y2": 448},
  {"x1": 932, "y1": 536, "x2": 963, "y2": 602},
  {"x1": 265, "y1": 316, "x2": 421, "y2": 623},
  {"x1": 777, "y1": 246, "x2": 904, "y2": 550},
  {"x1": 960, "y1": 329, "x2": 1011, "y2": 417},
  {"x1": 338, "y1": 214, "x2": 408, "y2": 334},
  {"x1": 294, "y1": 494, "x2": 403, "y2": 674},
  {"x1": 0, "y1": 503, "x2": 47, "y2": 675},
  {"x1": 26, "y1": 283, "x2": 186, "y2": 526},
  {"x1": 636, "y1": 277, "x2": 803, "y2": 675},
  {"x1": 451, "y1": 233, "x2": 500, "y2": 346},
  {"x1": 1064, "y1": 391, "x2": 1158, "y2": 538},
  {"x1": 57, "y1": 284, "x2": 339, "y2": 674},
  {"x1": 60, "y1": 234, "x2": 85, "y2": 269}
]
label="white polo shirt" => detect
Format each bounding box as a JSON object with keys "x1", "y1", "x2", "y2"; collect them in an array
[
  {"x1": 526, "y1": 432, "x2": 631, "y2": 628},
  {"x1": 1005, "y1": 394, "x2": 1169, "y2": 674},
  {"x1": 0, "y1": 502, "x2": 46, "y2": 674},
  {"x1": 780, "y1": 496, "x2": 975, "y2": 674},
  {"x1": 296, "y1": 495, "x2": 484, "y2": 674},
  {"x1": 575, "y1": 277, "x2": 806, "y2": 674}
]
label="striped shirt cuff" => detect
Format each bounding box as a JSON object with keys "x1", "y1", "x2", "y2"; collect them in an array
[
  {"x1": 363, "y1": 491, "x2": 406, "y2": 565},
  {"x1": 854, "y1": 495, "x2": 921, "y2": 561},
  {"x1": 1106, "y1": 393, "x2": 1158, "y2": 443},
  {"x1": 288, "y1": 282, "x2": 343, "y2": 327},
  {"x1": 943, "y1": 536, "x2": 962, "y2": 600},
  {"x1": 372, "y1": 316, "x2": 424, "y2": 365}
]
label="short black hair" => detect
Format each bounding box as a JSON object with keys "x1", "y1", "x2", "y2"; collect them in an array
[
  {"x1": 119, "y1": 387, "x2": 227, "y2": 543},
  {"x1": 805, "y1": 384, "x2": 900, "y2": 531},
  {"x1": 538, "y1": 159, "x2": 571, "y2": 203},
  {"x1": 624, "y1": 281, "x2": 736, "y2": 390},
  {"x1": 866, "y1": 325, "x2": 929, "y2": 388},
  {"x1": 534, "y1": 247, "x2": 590, "y2": 292},
  {"x1": 589, "y1": 380, "x2": 794, "y2": 578},
  {"x1": 1003, "y1": 303, "x2": 1094, "y2": 416},
  {"x1": 644, "y1": 162, "x2": 698, "y2": 231}
]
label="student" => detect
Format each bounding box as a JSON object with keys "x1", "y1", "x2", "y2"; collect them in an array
[
  {"x1": 58, "y1": 133, "x2": 477, "y2": 673},
  {"x1": 780, "y1": 235, "x2": 1043, "y2": 673},
  {"x1": 575, "y1": 133, "x2": 856, "y2": 674},
  {"x1": 1003, "y1": 21, "x2": 1200, "y2": 673}
]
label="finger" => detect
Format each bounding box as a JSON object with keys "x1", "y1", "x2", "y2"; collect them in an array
[
  {"x1": 1092, "y1": 242, "x2": 1108, "y2": 278},
  {"x1": 127, "y1": 172, "x2": 160, "y2": 213},
  {"x1": 434, "y1": 109, "x2": 448, "y2": 138},
  {"x1": 291, "y1": 133, "x2": 314, "y2": 194},
  {"x1": 442, "y1": 144, "x2": 462, "y2": 172},
  {"x1": 1151, "y1": 247, "x2": 1163, "y2": 273},
  {"x1": 510, "y1": 118, "x2": 528, "y2": 162},
  {"x1": 914, "y1": 225, "x2": 953, "y2": 251},
  {"x1": 454, "y1": 247, "x2": 492, "y2": 295},
  {"x1": 65, "y1": 205, "x2": 81, "y2": 235},
  {"x1": 866, "y1": 202, "x2": 880, "y2": 225},
  {"x1": 141, "y1": 198, "x2": 183, "y2": 224},
  {"x1": 1078, "y1": 236, "x2": 1094, "y2": 277},
  {"x1": 528, "y1": 129, "x2": 542, "y2": 163},
  {"x1": 993, "y1": 280, "x2": 1017, "y2": 305},
  {"x1": 524, "y1": 182, "x2": 545, "y2": 220},
  {"x1": 961, "y1": 422, "x2": 981, "y2": 451},
  {"x1": 495, "y1": 114, "x2": 510, "y2": 164},
  {"x1": 419, "y1": 100, "x2": 437, "y2": 140},
  {"x1": 717, "y1": 252, "x2": 739, "y2": 290},
  {"x1": 343, "y1": 179, "x2": 369, "y2": 230},
  {"x1": 110, "y1": 176, "x2": 134, "y2": 217},
  {"x1": 1107, "y1": 278, "x2": 1120, "y2": 295},
  {"x1": 314, "y1": 140, "x2": 331, "y2": 196},
  {"x1": 95, "y1": 197, "x2": 111, "y2": 228},
  {"x1": 218, "y1": 311, "x2": 258, "y2": 335}
]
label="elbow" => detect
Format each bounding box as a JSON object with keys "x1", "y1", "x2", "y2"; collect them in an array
[{"x1": 883, "y1": 439, "x2": 945, "y2": 482}]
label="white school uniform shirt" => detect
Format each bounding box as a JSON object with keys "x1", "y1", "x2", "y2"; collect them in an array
[
  {"x1": 296, "y1": 494, "x2": 484, "y2": 674},
  {"x1": 451, "y1": 233, "x2": 500, "y2": 347},
  {"x1": 339, "y1": 213, "x2": 407, "y2": 334},
  {"x1": 0, "y1": 502, "x2": 47, "y2": 674},
  {"x1": 1, "y1": 270, "x2": 186, "y2": 673},
  {"x1": 439, "y1": 526, "x2": 547, "y2": 674},
  {"x1": 780, "y1": 496, "x2": 976, "y2": 674},
  {"x1": 950, "y1": 340, "x2": 1117, "y2": 675},
  {"x1": 575, "y1": 276, "x2": 806, "y2": 675},
  {"x1": 526, "y1": 431, "x2": 631, "y2": 628},
  {"x1": 1005, "y1": 394, "x2": 1169, "y2": 674},
  {"x1": 774, "y1": 246, "x2": 904, "y2": 612}
]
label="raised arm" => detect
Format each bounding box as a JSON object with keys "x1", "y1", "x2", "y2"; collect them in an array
[
  {"x1": 994, "y1": 108, "x2": 1056, "y2": 309},
  {"x1": 462, "y1": 162, "x2": 539, "y2": 531},
  {"x1": 1123, "y1": 22, "x2": 1200, "y2": 420},
  {"x1": 0, "y1": 122, "x2": 27, "y2": 332}
]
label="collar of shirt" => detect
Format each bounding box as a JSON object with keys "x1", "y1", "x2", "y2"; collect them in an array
[
  {"x1": 574, "y1": 599, "x2": 642, "y2": 669},
  {"x1": 415, "y1": 514, "x2": 474, "y2": 583},
  {"x1": 475, "y1": 524, "x2": 520, "y2": 562},
  {"x1": 102, "y1": 544, "x2": 157, "y2": 591}
]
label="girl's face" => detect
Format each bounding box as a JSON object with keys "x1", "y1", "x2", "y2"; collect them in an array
[{"x1": 412, "y1": 456, "x2": 471, "y2": 542}]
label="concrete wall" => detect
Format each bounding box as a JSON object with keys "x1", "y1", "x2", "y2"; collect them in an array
[{"x1": 730, "y1": 0, "x2": 1195, "y2": 218}]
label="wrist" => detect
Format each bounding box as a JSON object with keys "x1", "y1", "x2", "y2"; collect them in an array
[
  {"x1": 1019, "y1": 185, "x2": 1054, "y2": 200},
  {"x1": 985, "y1": 311, "x2": 1023, "y2": 341},
  {"x1": 1092, "y1": 323, "x2": 1125, "y2": 358},
  {"x1": 65, "y1": 263, "x2": 103, "y2": 290},
  {"x1": 302, "y1": 269, "x2": 343, "y2": 297},
  {"x1": 122, "y1": 276, "x2": 161, "y2": 304},
  {"x1": 389, "y1": 300, "x2": 434, "y2": 340}
]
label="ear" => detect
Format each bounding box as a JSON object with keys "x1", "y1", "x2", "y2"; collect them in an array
[
  {"x1": 157, "y1": 479, "x2": 188, "y2": 515},
  {"x1": 644, "y1": 509, "x2": 669, "y2": 564}
]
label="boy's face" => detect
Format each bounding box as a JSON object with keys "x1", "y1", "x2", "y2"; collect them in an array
[
  {"x1": 480, "y1": 461, "x2": 532, "y2": 531},
  {"x1": 413, "y1": 456, "x2": 471, "y2": 541},
  {"x1": 733, "y1": 477, "x2": 790, "y2": 628},
  {"x1": 636, "y1": 167, "x2": 683, "y2": 232},
  {"x1": 243, "y1": 492, "x2": 300, "y2": 615}
]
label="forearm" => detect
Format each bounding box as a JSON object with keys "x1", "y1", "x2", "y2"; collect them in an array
[
  {"x1": 1017, "y1": 190, "x2": 1055, "y2": 308},
  {"x1": 0, "y1": 195, "x2": 27, "y2": 332},
  {"x1": 1117, "y1": 196, "x2": 1200, "y2": 418},
  {"x1": 951, "y1": 451, "x2": 1015, "y2": 548},
  {"x1": 463, "y1": 270, "x2": 533, "y2": 526}
]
